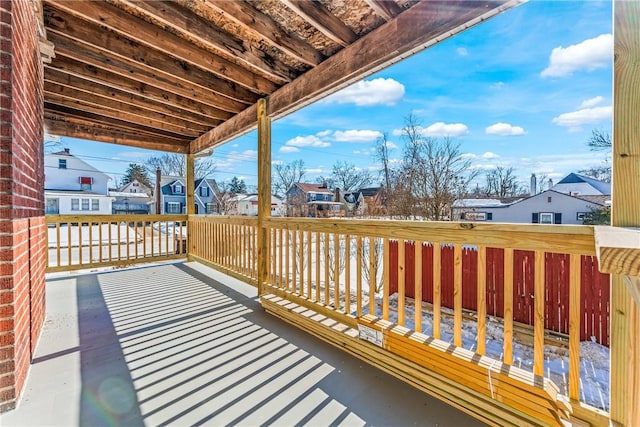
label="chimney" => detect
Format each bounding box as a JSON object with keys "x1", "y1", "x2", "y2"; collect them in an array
[
  {"x1": 334, "y1": 187, "x2": 341, "y2": 202},
  {"x1": 64, "y1": 148, "x2": 70, "y2": 154},
  {"x1": 548, "y1": 178, "x2": 553, "y2": 190},
  {"x1": 530, "y1": 174, "x2": 537, "y2": 196},
  {"x1": 155, "y1": 168, "x2": 162, "y2": 214}
]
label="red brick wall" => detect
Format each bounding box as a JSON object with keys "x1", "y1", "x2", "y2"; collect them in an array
[{"x1": 0, "y1": 0, "x2": 46, "y2": 412}]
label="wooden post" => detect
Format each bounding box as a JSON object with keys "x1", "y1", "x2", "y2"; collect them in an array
[
  {"x1": 257, "y1": 98, "x2": 271, "y2": 296},
  {"x1": 186, "y1": 153, "x2": 195, "y2": 260},
  {"x1": 612, "y1": 3, "x2": 640, "y2": 425}
]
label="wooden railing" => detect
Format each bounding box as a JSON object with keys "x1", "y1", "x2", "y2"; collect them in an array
[
  {"x1": 188, "y1": 215, "x2": 258, "y2": 284},
  {"x1": 256, "y1": 218, "x2": 608, "y2": 424},
  {"x1": 45, "y1": 214, "x2": 188, "y2": 272}
]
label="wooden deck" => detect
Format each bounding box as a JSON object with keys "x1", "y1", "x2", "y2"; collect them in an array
[{"x1": 0, "y1": 262, "x2": 483, "y2": 426}]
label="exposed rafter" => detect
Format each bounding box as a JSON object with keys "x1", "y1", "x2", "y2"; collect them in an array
[
  {"x1": 281, "y1": 0, "x2": 358, "y2": 47},
  {"x1": 365, "y1": 0, "x2": 403, "y2": 21}
]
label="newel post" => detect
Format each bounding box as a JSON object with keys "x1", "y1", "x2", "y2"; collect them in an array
[
  {"x1": 611, "y1": 2, "x2": 640, "y2": 425},
  {"x1": 257, "y1": 98, "x2": 272, "y2": 296}
]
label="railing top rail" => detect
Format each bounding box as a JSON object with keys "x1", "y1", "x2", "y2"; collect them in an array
[
  {"x1": 264, "y1": 217, "x2": 597, "y2": 255},
  {"x1": 189, "y1": 215, "x2": 259, "y2": 225},
  {"x1": 46, "y1": 214, "x2": 188, "y2": 222}
]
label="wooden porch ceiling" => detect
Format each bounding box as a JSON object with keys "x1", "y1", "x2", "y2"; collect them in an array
[{"x1": 41, "y1": 0, "x2": 520, "y2": 154}]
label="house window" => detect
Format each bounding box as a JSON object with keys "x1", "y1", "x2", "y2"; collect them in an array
[
  {"x1": 174, "y1": 184, "x2": 183, "y2": 194},
  {"x1": 81, "y1": 199, "x2": 90, "y2": 210},
  {"x1": 71, "y1": 198, "x2": 79, "y2": 211},
  {"x1": 167, "y1": 202, "x2": 181, "y2": 213},
  {"x1": 547, "y1": 196, "x2": 552, "y2": 203},
  {"x1": 206, "y1": 203, "x2": 216, "y2": 214},
  {"x1": 577, "y1": 212, "x2": 587, "y2": 221},
  {"x1": 59, "y1": 159, "x2": 67, "y2": 169},
  {"x1": 91, "y1": 199, "x2": 99, "y2": 211},
  {"x1": 200, "y1": 187, "x2": 209, "y2": 197},
  {"x1": 539, "y1": 212, "x2": 553, "y2": 224},
  {"x1": 80, "y1": 176, "x2": 93, "y2": 191}
]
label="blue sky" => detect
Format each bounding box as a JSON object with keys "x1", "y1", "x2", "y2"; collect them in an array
[{"x1": 50, "y1": 0, "x2": 612, "y2": 191}]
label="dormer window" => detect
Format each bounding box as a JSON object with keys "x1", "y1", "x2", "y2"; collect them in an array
[
  {"x1": 59, "y1": 159, "x2": 67, "y2": 169},
  {"x1": 174, "y1": 184, "x2": 183, "y2": 194}
]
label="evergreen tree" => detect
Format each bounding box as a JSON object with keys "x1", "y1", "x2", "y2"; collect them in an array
[{"x1": 123, "y1": 163, "x2": 152, "y2": 189}]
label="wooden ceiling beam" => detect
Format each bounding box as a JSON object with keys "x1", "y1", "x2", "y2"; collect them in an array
[
  {"x1": 44, "y1": 68, "x2": 220, "y2": 128},
  {"x1": 199, "y1": 0, "x2": 324, "y2": 67},
  {"x1": 45, "y1": 118, "x2": 190, "y2": 153},
  {"x1": 44, "y1": 104, "x2": 192, "y2": 142},
  {"x1": 117, "y1": 0, "x2": 296, "y2": 83},
  {"x1": 281, "y1": 0, "x2": 358, "y2": 47},
  {"x1": 44, "y1": 12, "x2": 257, "y2": 108},
  {"x1": 365, "y1": 0, "x2": 403, "y2": 21},
  {"x1": 191, "y1": 0, "x2": 519, "y2": 153},
  {"x1": 46, "y1": 55, "x2": 234, "y2": 121},
  {"x1": 44, "y1": 0, "x2": 280, "y2": 94},
  {"x1": 44, "y1": 84, "x2": 208, "y2": 137}
]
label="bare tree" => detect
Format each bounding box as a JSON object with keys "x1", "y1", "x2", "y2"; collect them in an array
[
  {"x1": 587, "y1": 129, "x2": 611, "y2": 151},
  {"x1": 329, "y1": 160, "x2": 372, "y2": 192},
  {"x1": 146, "y1": 153, "x2": 216, "y2": 179},
  {"x1": 483, "y1": 166, "x2": 525, "y2": 197},
  {"x1": 397, "y1": 114, "x2": 477, "y2": 220},
  {"x1": 580, "y1": 129, "x2": 611, "y2": 182},
  {"x1": 273, "y1": 159, "x2": 306, "y2": 197}
]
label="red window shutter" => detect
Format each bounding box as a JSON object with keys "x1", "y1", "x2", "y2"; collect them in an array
[{"x1": 80, "y1": 176, "x2": 93, "y2": 184}]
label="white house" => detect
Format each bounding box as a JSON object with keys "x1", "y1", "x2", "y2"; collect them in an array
[
  {"x1": 233, "y1": 194, "x2": 284, "y2": 216},
  {"x1": 453, "y1": 190, "x2": 609, "y2": 225},
  {"x1": 44, "y1": 149, "x2": 114, "y2": 215}
]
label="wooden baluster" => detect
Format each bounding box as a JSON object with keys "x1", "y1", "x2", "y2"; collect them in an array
[
  {"x1": 78, "y1": 221, "x2": 83, "y2": 265},
  {"x1": 285, "y1": 229, "x2": 290, "y2": 291},
  {"x1": 398, "y1": 239, "x2": 405, "y2": 327},
  {"x1": 503, "y1": 248, "x2": 514, "y2": 365},
  {"x1": 134, "y1": 220, "x2": 138, "y2": 259},
  {"x1": 324, "y1": 232, "x2": 330, "y2": 305},
  {"x1": 315, "y1": 231, "x2": 321, "y2": 302},
  {"x1": 383, "y1": 237, "x2": 390, "y2": 321},
  {"x1": 344, "y1": 235, "x2": 351, "y2": 315},
  {"x1": 56, "y1": 222, "x2": 61, "y2": 267},
  {"x1": 307, "y1": 230, "x2": 312, "y2": 299},
  {"x1": 415, "y1": 241, "x2": 422, "y2": 333},
  {"x1": 477, "y1": 246, "x2": 487, "y2": 355},
  {"x1": 294, "y1": 229, "x2": 300, "y2": 294},
  {"x1": 98, "y1": 221, "x2": 103, "y2": 262},
  {"x1": 67, "y1": 221, "x2": 72, "y2": 266},
  {"x1": 454, "y1": 244, "x2": 463, "y2": 347},
  {"x1": 278, "y1": 228, "x2": 284, "y2": 289},
  {"x1": 369, "y1": 237, "x2": 375, "y2": 316},
  {"x1": 433, "y1": 242, "x2": 441, "y2": 339},
  {"x1": 568, "y1": 253, "x2": 581, "y2": 400},
  {"x1": 126, "y1": 220, "x2": 130, "y2": 260},
  {"x1": 356, "y1": 236, "x2": 363, "y2": 317},
  {"x1": 534, "y1": 250, "x2": 545, "y2": 377},
  {"x1": 164, "y1": 219, "x2": 169, "y2": 258},
  {"x1": 271, "y1": 228, "x2": 276, "y2": 284},
  {"x1": 334, "y1": 233, "x2": 340, "y2": 311},
  {"x1": 148, "y1": 220, "x2": 152, "y2": 258},
  {"x1": 89, "y1": 221, "x2": 94, "y2": 263}
]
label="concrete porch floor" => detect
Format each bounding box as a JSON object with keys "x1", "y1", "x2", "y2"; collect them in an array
[{"x1": 1, "y1": 262, "x2": 485, "y2": 426}]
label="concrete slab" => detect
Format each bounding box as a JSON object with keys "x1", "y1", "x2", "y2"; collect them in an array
[{"x1": 1, "y1": 262, "x2": 486, "y2": 426}]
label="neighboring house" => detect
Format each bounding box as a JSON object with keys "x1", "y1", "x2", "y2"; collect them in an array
[
  {"x1": 158, "y1": 176, "x2": 220, "y2": 214},
  {"x1": 358, "y1": 186, "x2": 386, "y2": 216},
  {"x1": 44, "y1": 148, "x2": 114, "y2": 215},
  {"x1": 286, "y1": 183, "x2": 342, "y2": 217},
  {"x1": 110, "y1": 179, "x2": 153, "y2": 214},
  {"x1": 550, "y1": 172, "x2": 611, "y2": 196},
  {"x1": 232, "y1": 194, "x2": 285, "y2": 216},
  {"x1": 453, "y1": 190, "x2": 609, "y2": 225}
]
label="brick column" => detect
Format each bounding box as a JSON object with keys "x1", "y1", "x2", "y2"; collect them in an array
[{"x1": 0, "y1": 0, "x2": 46, "y2": 412}]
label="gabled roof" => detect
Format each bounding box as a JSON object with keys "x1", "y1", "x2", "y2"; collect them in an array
[
  {"x1": 160, "y1": 176, "x2": 186, "y2": 195},
  {"x1": 293, "y1": 183, "x2": 334, "y2": 194},
  {"x1": 358, "y1": 187, "x2": 383, "y2": 197},
  {"x1": 45, "y1": 149, "x2": 108, "y2": 176},
  {"x1": 452, "y1": 197, "x2": 523, "y2": 209},
  {"x1": 554, "y1": 173, "x2": 611, "y2": 195}
]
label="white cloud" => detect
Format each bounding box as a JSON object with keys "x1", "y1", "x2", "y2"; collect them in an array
[
  {"x1": 552, "y1": 106, "x2": 612, "y2": 127},
  {"x1": 116, "y1": 151, "x2": 149, "y2": 159},
  {"x1": 541, "y1": 34, "x2": 612, "y2": 78},
  {"x1": 456, "y1": 47, "x2": 468, "y2": 56},
  {"x1": 284, "y1": 135, "x2": 331, "y2": 148},
  {"x1": 482, "y1": 152, "x2": 500, "y2": 159},
  {"x1": 485, "y1": 122, "x2": 526, "y2": 136},
  {"x1": 333, "y1": 129, "x2": 383, "y2": 143},
  {"x1": 490, "y1": 81, "x2": 505, "y2": 90},
  {"x1": 384, "y1": 141, "x2": 398, "y2": 149},
  {"x1": 279, "y1": 146, "x2": 300, "y2": 153},
  {"x1": 422, "y1": 122, "x2": 469, "y2": 137},
  {"x1": 230, "y1": 150, "x2": 257, "y2": 162},
  {"x1": 316, "y1": 130, "x2": 332, "y2": 137},
  {"x1": 306, "y1": 168, "x2": 324, "y2": 174},
  {"x1": 324, "y1": 78, "x2": 405, "y2": 106},
  {"x1": 392, "y1": 122, "x2": 469, "y2": 137},
  {"x1": 580, "y1": 96, "x2": 604, "y2": 108}
]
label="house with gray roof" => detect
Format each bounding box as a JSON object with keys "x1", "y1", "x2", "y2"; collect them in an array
[{"x1": 158, "y1": 176, "x2": 220, "y2": 214}]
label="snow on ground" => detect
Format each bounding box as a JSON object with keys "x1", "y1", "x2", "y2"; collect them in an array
[{"x1": 48, "y1": 223, "x2": 139, "y2": 248}]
